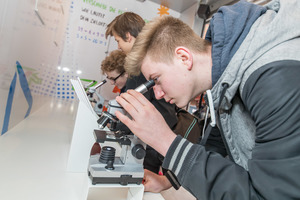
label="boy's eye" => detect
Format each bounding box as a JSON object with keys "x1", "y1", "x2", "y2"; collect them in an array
[{"x1": 153, "y1": 77, "x2": 159, "y2": 84}]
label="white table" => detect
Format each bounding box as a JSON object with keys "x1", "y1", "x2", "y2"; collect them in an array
[{"x1": 0, "y1": 99, "x2": 166, "y2": 200}]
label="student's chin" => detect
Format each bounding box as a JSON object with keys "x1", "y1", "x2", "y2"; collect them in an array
[{"x1": 176, "y1": 102, "x2": 188, "y2": 109}]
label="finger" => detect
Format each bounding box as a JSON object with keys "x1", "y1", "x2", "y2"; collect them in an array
[
  {"x1": 144, "y1": 182, "x2": 150, "y2": 192},
  {"x1": 116, "y1": 93, "x2": 138, "y2": 115},
  {"x1": 117, "y1": 92, "x2": 146, "y2": 119},
  {"x1": 120, "y1": 90, "x2": 147, "y2": 113},
  {"x1": 144, "y1": 169, "x2": 151, "y2": 176},
  {"x1": 127, "y1": 90, "x2": 153, "y2": 107},
  {"x1": 143, "y1": 169, "x2": 152, "y2": 180},
  {"x1": 115, "y1": 109, "x2": 136, "y2": 131},
  {"x1": 143, "y1": 174, "x2": 151, "y2": 192},
  {"x1": 115, "y1": 94, "x2": 144, "y2": 133}
]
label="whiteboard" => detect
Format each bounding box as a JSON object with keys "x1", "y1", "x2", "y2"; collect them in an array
[
  {"x1": 0, "y1": 0, "x2": 181, "y2": 134},
  {"x1": 59, "y1": 0, "x2": 181, "y2": 101}
]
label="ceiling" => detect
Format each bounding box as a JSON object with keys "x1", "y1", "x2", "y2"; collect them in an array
[
  {"x1": 145, "y1": 0, "x2": 271, "y2": 13},
  {"x1": 147, "y1": 0, "x2": 200, "y2": 13}
]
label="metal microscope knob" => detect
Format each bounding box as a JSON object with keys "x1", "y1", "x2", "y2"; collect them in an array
[
  {"x1": 97, "y1": 103, "x2": 103, "y2": 109},
  {"x1": 131, "y1": 144, "x2": 146, "y2": 160}
]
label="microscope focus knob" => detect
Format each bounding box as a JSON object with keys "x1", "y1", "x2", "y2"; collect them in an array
[
  {"x1": 97, "y1": 103, "x2": 103, "y2": 109},
  {"x1": 131, "y1": 144, "x2": 146, "y2": 160}
]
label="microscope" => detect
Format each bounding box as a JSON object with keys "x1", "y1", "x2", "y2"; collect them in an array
[
  {"x1": 85, "y1": 80, "x2": 107, "y2": 116},
  {"x1": 88, "y1": 79, "x2": 155, "y2": 185}
]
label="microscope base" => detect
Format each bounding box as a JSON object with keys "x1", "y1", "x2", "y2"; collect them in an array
[
  {"x1": 88, "y1": 155, "x2": 144, "y2": 186},
  {"x1": 89, "y1": 174, "x2": 143, "y2": 185}
]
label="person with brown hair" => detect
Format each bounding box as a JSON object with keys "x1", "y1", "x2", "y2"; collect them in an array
[
  {"x1": 115, "y1": 1, "x2": 300, "y2": 199},
  {"x1": 100, "y1": 49, "x2": 178, "y2": 174},
  {"x1": 106, "y1": 12, "x2": 204, "y2": 193},
  {"x1": 106, "y1": 12, "x2": 145, "y2": 54},
  {"x1": 101, "y1": 50, "x2": 128, "y2": 91}
]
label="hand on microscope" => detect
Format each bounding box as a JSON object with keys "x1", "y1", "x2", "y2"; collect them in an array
[
  {"x1": 143, "y1": 169, "x2": 172, "y2": 193},
  {"x1": 115, "y1": 89, "x2": 176, "y2": 157}
]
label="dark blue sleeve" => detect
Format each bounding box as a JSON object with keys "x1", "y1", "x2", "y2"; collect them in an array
[
  {"x1": 163, "y1": 60, "x2": 300, "y2": 200},
  {"x1": 242, "y1": 60, "x2": 300, "y2": 199}
]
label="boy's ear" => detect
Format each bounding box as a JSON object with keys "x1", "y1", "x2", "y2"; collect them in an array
[
  {"x1": 175, "y1": 47, "x2": 193, "y2": 70},
  {"x1": 125, "y1": 32, "x2": 133, "y2": 42}
]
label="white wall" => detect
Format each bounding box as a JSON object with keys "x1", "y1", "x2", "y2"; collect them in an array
[
  {"x1": 59, "y1": 0, "x2": 181, "y2": 100},
  {"x1": 0, "y1": 0, "x2": 181, "y2": 135},
  {"x1": 0, "y1": 0, "x2": 71, "y2": 135},
  {"x1": 179, "y1": 2, "x2": 199, "y2": 28}
]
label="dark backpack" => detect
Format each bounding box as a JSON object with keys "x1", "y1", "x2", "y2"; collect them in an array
[{"x1": 172, "y1": 108, "x2": 204, "y2": 144}]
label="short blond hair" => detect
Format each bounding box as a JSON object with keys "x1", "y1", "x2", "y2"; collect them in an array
[
  {"x1": 125, "y1": 16, "x2": 210, "y2": 76},
  {"x1": 101, "y1": 50, "x2": 126, "y2": 74}
]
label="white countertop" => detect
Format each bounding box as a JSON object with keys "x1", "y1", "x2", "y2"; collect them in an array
[
  {"x1": 0, "y1": 98, "x2": 195, "y2": 200},
  {"x1": 0, "y1": 99, "x2": 86, "y2": 200}
]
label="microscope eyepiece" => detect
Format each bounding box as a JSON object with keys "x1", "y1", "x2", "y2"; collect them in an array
[
  {"x1": 93, "y1": 79, "x2": 107, "y2": 89},
  {"x1": 143, "y1": 79, "x2": 155, "y2": 90},
  {"x1": 134, "y1": 79, "x2": 155, "y2": 94}
]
